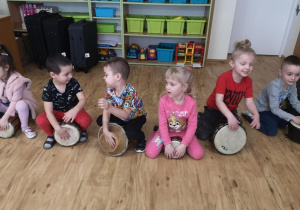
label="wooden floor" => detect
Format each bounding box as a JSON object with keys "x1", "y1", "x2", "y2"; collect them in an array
[{"x1": 0, "y1": 56, "x2": 299, "y2": 210}]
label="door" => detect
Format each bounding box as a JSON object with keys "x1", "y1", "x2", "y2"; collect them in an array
[{"x1": 228, "y1": 0, "x2": 297, "y2": 56}]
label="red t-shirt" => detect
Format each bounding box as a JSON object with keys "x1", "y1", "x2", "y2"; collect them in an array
[{"x1": 206, "y1": 70, "x2": 253, "y2": 110}]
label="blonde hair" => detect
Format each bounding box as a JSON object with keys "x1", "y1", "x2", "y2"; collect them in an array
[
  {"x1": 231, "y1": 39, "x2": 255, "y2": 61},
  {"x1": 161, "y1": 67, "x2": 195, "y2": 98}
]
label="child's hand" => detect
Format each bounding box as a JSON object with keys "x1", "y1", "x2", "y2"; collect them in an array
[
  {"x1": 164, "y1": 144, "x2": 175, "y2": 159},
  {"x1": 227, "y1": 116, "x2": 240, "y2": 130},
  {"x1": 63, "y1": 108, "x2": 78, "y2": 123},
  {"x1": 56, "y1": 127, "x2": 70, "y2": 140},
  {"x1": 104, "y1": 131, "x2": 117, "y2": 147},
  {"x1": 0, "y1": 118, "x2": 9, "y2": 131},
  {"x1": 98, "y1": 98, "x2": 110, "y2": 110},
  {"x1": 292, "y1": 116, "x2": 300, "y2": 125},
  {"x1": 250, "y1": 114, "x2": 260, "y2": 129},
  {"x1": 174, "y1": 144, "x2": 187, "y2": 158}
]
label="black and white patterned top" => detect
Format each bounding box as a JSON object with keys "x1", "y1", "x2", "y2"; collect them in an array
[{"x1": 42, "y1": 78, "x2": 82, "y2": 112}]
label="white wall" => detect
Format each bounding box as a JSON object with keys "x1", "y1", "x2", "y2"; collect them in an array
[
  {"x1": 207, "y1": 0, "x2": 237, "y2": 60},
  {"x1": 0, "y1": 0, "x2": 9, "y2": 15}
]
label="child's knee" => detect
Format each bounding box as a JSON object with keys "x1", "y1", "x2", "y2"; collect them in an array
[
  {"x1": 15, "y1": 100, "x2": 29, "y2": 112},
  {"x1": 36, "y1": 113, "x2": 48, "y2": 126},
  {"x1": 265, "y1": 130, "x2": 278, "y2": 136},
  {"x1": 145, "y1": 148, "x2": 158, "y2": 159},
  {"x1": 191, "y1": 151, "x2": 204, "y2": 160}
]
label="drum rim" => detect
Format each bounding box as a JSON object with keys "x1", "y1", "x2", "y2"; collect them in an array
[
  {"x1": 212, "y1": 123, "x2": 247, "y2": 155},
  {"x1": 54, "y1": 123, "x2": 80, "y2": 146},
  {"x1": 98, "y1": 123, "x2": 128, "y2": 157},
  {"x1": 290, "y1": 120, "x2": 300, "y2": 128}
]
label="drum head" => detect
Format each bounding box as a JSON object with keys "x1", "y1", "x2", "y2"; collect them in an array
[
  {"x1": 171, "y1": 140, "x2": 182, "y2": 159},
  {"x1": 0, "y1": 123, "x2": 14, "y2": 138},
  {"x1": 290, "y1": 117, "x2": 300, "y2": 128},
  {"x1": 213, "y1": 124, "x2": 247, "y2": 155},
  {"x1": 98, "y1": 123, "x2": 128, "y2": 157},
  {"x1": 54, "y1": 124, "x2": 80, "y2": 146}
]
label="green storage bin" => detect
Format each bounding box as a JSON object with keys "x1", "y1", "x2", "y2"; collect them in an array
[
  {"x1": 186, "y1": 17, "x2": 206, "y2": 35},
  {"x1": 60, "y1": 12, "x2": 73, "y2": 18},
  {"x1": 166, "y1": 16, "x2": 186, "y2": 35},
  {"x1": 72, "y1": 13, "x2": 90, "y2": 22},
  {"x1": 126, "y1": 15, "x2": 146, "y2": 33},
  {"x1": 97, "y1": 23, "x2": 116, "y2": 33},
  {"x1": 146, "y1": 15, "x2": 166, "y2": 34}
]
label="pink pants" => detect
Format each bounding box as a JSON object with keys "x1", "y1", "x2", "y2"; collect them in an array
[
  {"x1": 145, "y1": 130, "x2": 204, "y2": 160},
  {"x1": 36, "y1": 109, "x2": 92, "y2": 136}
]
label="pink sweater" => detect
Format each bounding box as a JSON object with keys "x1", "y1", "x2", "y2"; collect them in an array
[
  {"x1": 158, "y1": 94, "x2": 197, "y2": 146},
  {"x1": 0, "y1": 72, "x2": 38, "y2": 118}
]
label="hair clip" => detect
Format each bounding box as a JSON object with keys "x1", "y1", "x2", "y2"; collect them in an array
[
  {"x1": 1, "y1": 53, "x2": 8, "y2": 56},
  {"x1": 187, "y1": 67, "x2": 191, "y2": 71}
]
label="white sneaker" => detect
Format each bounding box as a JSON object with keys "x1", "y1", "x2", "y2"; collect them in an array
[{"x1": 22, "y1": 126, "x2": 36, "y2": 139}]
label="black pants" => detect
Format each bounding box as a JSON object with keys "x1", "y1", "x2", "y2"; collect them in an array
[
  {"x1": 196, "y1": 106, "x2": 242, "y2": 140},
  {"x1": 96, "y1": 114, "x2": 146, "y2": 143}
]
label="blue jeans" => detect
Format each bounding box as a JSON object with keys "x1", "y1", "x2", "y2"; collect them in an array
[{"x1": 245, "y1": 111, "x2": 288, "y2": 136}]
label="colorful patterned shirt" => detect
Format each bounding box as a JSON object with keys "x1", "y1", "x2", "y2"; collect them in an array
[{"x1": 106, "y1": 83, "x2": 146, "y2": 121}]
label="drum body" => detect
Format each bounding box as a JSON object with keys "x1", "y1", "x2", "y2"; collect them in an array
[
  {"x1": 54, "y1": 122, "x2": 80, "y2": 146},
  {"x1": 213, "y1": 124, "x2": 247, "y2": 155},
  {"x1": 287, "y1": 120, "x2": 300, "y2": 144},
  {"x1": 98, "y1": 123, "x2": 128, "y2": 157},
  {"x1": 0, "y1": 116, "x2": 21, "y2": 138},
  {"x1": 170, "y1": 136, "x2": 183, "y2": 159}
]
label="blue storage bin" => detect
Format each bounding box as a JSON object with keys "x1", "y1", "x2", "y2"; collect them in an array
[
  {"x1": 126, "y1": 0, "x2": 143, "y2": 2},
  {"x1": 190, "y1": 0, "x2": 208, "y2": 3},
  {"x1": 149, "y1": 0, "x2": 165, "y2": 2},
  {"x1": 95, "y1": 7, "x2": 116, "y2": 17},
  {"x1": 157, "y1": 43, "x2": 176, "y2": 62},
  {"x1": 169, "y1": 0, "x2": 187, "y2": 3}
]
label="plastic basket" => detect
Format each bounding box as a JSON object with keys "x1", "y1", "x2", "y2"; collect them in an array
[
  {"x1": 157, "y1": 43, "x2": 176, "y2": 62},
  {"x1": 126, "y1": 0, "x2": 143, "y2": 2},
  {"x1": 190, "y1": 0, "x2": 208, "y2": 3},
  {"x1": 169, "y1": 0, "x2": 187, "y2": 3},
  {"x1": 126, "y1": 15, "x2": 146, "y2": 33},
  {"x1": 148, "y1": 0, "x2": 165, "y2": 2},
  {"x1": 95, "y1": 7, "x2": 116, "y2": 17},
  {"x1": 186, "y1": 17, "x2": 206, "y2": 35},
  {"x1": 166, "y1": 16, "x2": 186, "y2": 35},
  {"x1": 146, "y1": 15, "x2": 166, "y2": 34},
  {"x1": 97, "y1": 23, "x2": 116, "y2": 33}
]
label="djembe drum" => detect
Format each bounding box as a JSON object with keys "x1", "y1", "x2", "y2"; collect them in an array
[
  {"x1": 286, "y1": 116, "x2": 300, "y2": 144},
  {"x1": 98, "y1": 123, "x2": 128, "y2": 157},
  {"x1": 0, "y1": 115, "x2": 21, "y2": 138},
  {"x1": 54, "y1": 122, "x2": 80, "y2": 146},
  {"x1": 212, "y1": 124, "x2": 247, "y2": 155}
]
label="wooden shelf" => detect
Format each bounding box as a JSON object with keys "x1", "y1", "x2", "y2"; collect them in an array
[{"x1": 6, "y1": 0, "x2": 214, "y2": 67}]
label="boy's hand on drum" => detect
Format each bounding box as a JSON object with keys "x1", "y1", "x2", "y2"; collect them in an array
[
  {"x1": 56, "y1": 127, "x2": 70, "y2": 140},
  {"x1": 174, "y1": 144, "x2": 187, "y2": 158},
  {"x1": 250, "y1": 114, "x2": 260, "y2": 129},
  {"x1": 164, "y1": 144, "x2": 175, "y2": 159},
  {"x1": 0, "y1": 118, "x2": 9, "y2": 131},
  {"x1": 98, "y1": 98, "x2": 110, "y2": 110},
  {"x1": 63, "y1": 109, "x2": 78, "y2": 123},
  {"x1": 104, "y1": 131, "x2": 117, "y2": 147},
  {"x1": 292, "y1": 116, "x2": 300, "y2": 125},
  {"x1": 228, "y1": 116, "x2": 240, "y2": 130}
]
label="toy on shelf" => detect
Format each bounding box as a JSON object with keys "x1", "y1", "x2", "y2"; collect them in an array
[
  {"x1": 138, "y1": 48, "x2": 147, "y2": 60},
  {"x1": 127, "y1": 43, "x2": 139, "y2": 59},
  {"x1": 175, "y1": 41, "x2": 204, "y2": 67},
  {"x1": 98, "y1": 48, "x2": 116, "y2": 61},
  {"x1": 147, "y1": 45, "x2": 157, "y2": 60},
  {"x1": 175, "y1": 43, "x2": 186, "y2": 64},
  {"x1": 193, "y1": 43, "x2": 205, "y2": 66},
  {"x1": 184, "y1": 41, "x2": 195, "y2": 65}
]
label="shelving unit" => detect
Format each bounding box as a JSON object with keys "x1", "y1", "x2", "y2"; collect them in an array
[{"x1": 6, "y1": 0, "x2": 214, "y2": 67}]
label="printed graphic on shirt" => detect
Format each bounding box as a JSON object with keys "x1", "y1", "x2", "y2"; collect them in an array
[
  {"x1": 168, "y1": 111, "x2": 186, "y2": 133},
  {"x1": 223, "y1": 90, "x2": 245, "y2": 106},
  {"x1": 106, "y1": 83, "x2": 146, "y2": 121},
  {"x1": 266, "y1": 92, "x2": 291, "y2": 109}
]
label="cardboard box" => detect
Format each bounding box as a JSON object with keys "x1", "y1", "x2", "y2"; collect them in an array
[{"x1": 15, "y1": 34, "x2": 33, "y2": 66}]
